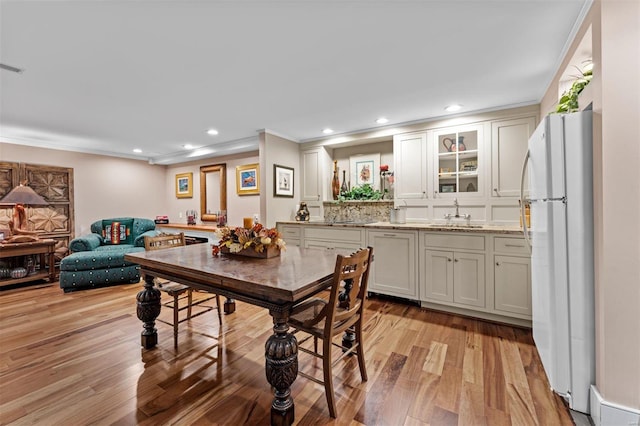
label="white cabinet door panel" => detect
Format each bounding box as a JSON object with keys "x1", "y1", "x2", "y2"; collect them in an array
[
  {"x1": 453, "y1": 252, "x2": 485, "y2": 307},
  {"x1": 367, "y1": 230, "x2": 418, "y2": 299},
  {"x1": 422, "y1": 249, "x2": 454, "y2": 302}
]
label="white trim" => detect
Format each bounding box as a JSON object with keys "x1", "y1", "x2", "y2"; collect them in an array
[{"x1": 590, "y1": 385, "x2": 640, "y2": 426}]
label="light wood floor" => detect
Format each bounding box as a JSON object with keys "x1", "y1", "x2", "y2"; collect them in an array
[{"x1": 0, "y1": 281, "x2": 573, "y2": 425}]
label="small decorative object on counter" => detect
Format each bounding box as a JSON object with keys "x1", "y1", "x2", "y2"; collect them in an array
[
  {"x1": 340, "y1": 170, "x2": 349, "y2": 195},
  {"x1": 154, "y1": 215, "x2": 169, "y2": 224},
  {"x1": 214, "y1": 223, "x2": 286, "y2": 258},
  {"x1": 243, "y1": 217, "x2": 254, "y2": 229},
  {"x1": 295, "y1": 202, "x2": 310, "y2": 222},
  {"x1": 379, "y1": 164, "x2": 394, "y2": 199},
  {"x1": 332, "y1": 160, "x2": 340, "y2": 200},
  {"x1": 216, "y1": 210, "x2": 227, "y2": 227},
  {"x1": 186, "y1": 210, "x2": 197, "y2": 225}
]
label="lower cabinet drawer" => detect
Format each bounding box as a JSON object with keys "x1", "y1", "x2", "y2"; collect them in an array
[
  {"x1": 423, "y1": 233, "x2": 485, "y2": 251},
  {"x1": 304, "y1": 240, "x2": 363, "y2": 251},
  {"x1": 494, "y1": 237, "x2": 528, "y2": 255},
  {"x1": 304, "y1": 226, "x2": 364, "y2": 243}
]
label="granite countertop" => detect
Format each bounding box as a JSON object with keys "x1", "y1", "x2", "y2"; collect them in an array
[{"x1": 277, "y1": 220, "x2": 524, "y2": 235}]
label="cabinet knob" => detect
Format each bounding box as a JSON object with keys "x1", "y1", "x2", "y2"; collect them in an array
[
  {"x1": 454, "y1": 258, "x2": 459, "y2": 262},
  {"x1": 496, "y1": 262, "x2": 500, "y2": 266},
  {"x1": 448, "y1": 258, "x2": 452, "y2": 262}
]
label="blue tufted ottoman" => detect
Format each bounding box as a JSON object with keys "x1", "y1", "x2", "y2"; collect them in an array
[{"x1": 59, "y1": 246, "x2": 145, "y2": 292}]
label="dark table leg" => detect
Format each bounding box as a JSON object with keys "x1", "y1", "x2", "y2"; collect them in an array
[
  {"x1": 224, "y1": 297, "x2": 236, "y2": 314},
  {"x1": 265, "y1": 310, "x2": 297, "y2": 426},
  {"x1": 136, "y1": 274, "x2": 161, "y2": 349}
]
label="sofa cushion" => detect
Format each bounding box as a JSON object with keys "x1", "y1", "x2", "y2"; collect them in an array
[
  {"x1": 60, "y1": 247, "x2": 144, "y2": 271},
  {"x1": 102, "y1": 219, "x2": 134, "y2": 245}
]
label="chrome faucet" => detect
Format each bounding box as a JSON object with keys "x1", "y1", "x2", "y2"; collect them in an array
[{"x1": 445, "y1": 198, "x2": 471, "y2": 221}]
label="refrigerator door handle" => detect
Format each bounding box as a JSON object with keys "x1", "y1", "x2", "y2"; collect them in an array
[{"x1": 520, "y1": 150, "x2": 532, "y2": 252}]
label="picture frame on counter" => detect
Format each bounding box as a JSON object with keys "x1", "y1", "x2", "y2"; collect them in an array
[
  {"x1": 236, "y1": 163, "x2": 260, "y2": 195},
  {"x1": 350, "y1": 153, "x2": 380, "y2": 189},
  {"x1": 175, "y1": 172, "x2": 193, "y2": 198},
  {"x1": 273, "y1": 164, "x2": 294, "y2": 198}
]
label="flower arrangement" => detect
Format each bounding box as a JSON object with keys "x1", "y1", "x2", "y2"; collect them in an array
[{"x1": 213, "y1": 223, "x2": 286, "y2": 256}]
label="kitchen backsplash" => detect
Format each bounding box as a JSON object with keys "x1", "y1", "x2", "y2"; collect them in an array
[{"x1": 322, "y1": 201, "x2": 393, "y2": 223}]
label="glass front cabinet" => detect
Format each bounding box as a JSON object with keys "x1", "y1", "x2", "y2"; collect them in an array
[{"x1": 433, "y1": 124, "x2": 483, "y2": 197}]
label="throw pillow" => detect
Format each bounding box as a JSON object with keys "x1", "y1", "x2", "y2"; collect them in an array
[{"x1": 102, "y1": 219, "x2": 134, "y2": 245}]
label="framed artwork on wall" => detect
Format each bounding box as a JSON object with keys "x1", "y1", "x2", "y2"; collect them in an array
[
  {"x1": 175, "y1": 172, "x2": 193, "y2": 198},
  {"x1": 273, "y1": 164, "x2": 294, "y2": 197},
  {"x1": 350, "y1": 153, "x2": 380, "y2": 189},
  {"x1": 236, "y1": 163, "x2": 260, "y2": 195}
]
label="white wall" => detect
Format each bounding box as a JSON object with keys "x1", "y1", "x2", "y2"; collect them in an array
[
  {"x1": 164, "y1": 152, "x2": 260, "y2": 228},
  {"x1": 261, "y1": 131, "x2": 300, "y2": 227},
  {"x1": 1, "y1": 142, "x2": 166, "y2": 236}
]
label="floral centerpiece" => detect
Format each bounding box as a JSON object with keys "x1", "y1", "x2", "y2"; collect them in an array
[{"x1": 213, "y1": 223, "x2": 286, "y2": 258}]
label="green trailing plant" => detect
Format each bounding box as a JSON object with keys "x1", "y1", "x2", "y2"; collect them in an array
[
  {"x1": 338, "y1": 184, "x2": 383, "y2": 201},
  {"x1": 554, "y1": 67, "x2": 592, "y2": 114}
]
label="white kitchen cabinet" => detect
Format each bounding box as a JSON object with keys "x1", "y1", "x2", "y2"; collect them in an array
[
  {"x1": 420, "y1": 232, "x2": 486, "y2": 308},
  {"x1": 490, "y1": 116, "x2": 536, "y2": 198},
  {"x1": 366, "y1": 229, "x2": 418, "y2": 300},
  {"x1": 302, "y1": 225, "x2": 365, "y2": 251},
  {"x1": 393, "y1": 132, "x2": 428, "y2": 200},
  {"x1": 421, "y1": 249, "x2": 453, "y2": 302},
  {"x1": 421, "y1": 249, "x2": 485, "y2": 308},
  {"x1": 452, "y1": 252, "x2": 485, "y2": 307},
  {"x1": 277, "y1": 224, "x2": 301, "y2": 247},
  {"x1": 493, "y1": 236, "x2": 531, "y2": 317},
  {"x1": 433, "y1": 124, "x2": 484, "y2": 198},
  {"x1": 300, "y1": 147, "x2": 333, "y2": 221}
]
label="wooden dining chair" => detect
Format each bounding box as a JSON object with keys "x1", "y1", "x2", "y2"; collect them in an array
[
  {"x1": 144, "y1": 233, "x2": 222, "y2": 348},
  {"x1": 287, "y1": 246, "x2": 373, "y2": 418}
]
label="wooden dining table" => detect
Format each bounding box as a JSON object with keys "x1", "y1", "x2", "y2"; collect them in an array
[{"x1": 125, "y1": 244, "x2": 350, "y2": 426}]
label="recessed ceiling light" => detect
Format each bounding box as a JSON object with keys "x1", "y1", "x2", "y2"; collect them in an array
[
  {"x1": 445, "y1": 104, "x2": 462, "y2": 112},
  {"x1": 207, "y1": 129, "x2": 219, "y2": 136},
  {"x1": 322, "y1": 128, "x2": 334, "y2": 134},
  {"x1": 133, "y1": 148, "x2": 142, "y2": 153},
  {"x1": 375, "y1": 117, "x2": 389, "y2": 124},
  {"x1": 183, "y1": 144, "x2": 194, "y2": 150}
]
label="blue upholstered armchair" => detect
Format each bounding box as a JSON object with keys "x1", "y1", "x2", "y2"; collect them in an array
[{"x1": 60, "y1": 217, "x2": 157, "y2": 292}]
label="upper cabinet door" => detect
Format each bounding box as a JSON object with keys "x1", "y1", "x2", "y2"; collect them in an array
[
  {"x1": 491, "y1": 116, "x2": 536, "y2": 198},
  {"x1": 301, "y1": 149, "x2": 322, "y2": 201},
  {"x1": 433, "y1": 124, "x2": 484, "y2": 198},
  {"x1": 393, "y1": 132, "x2": 428, "y2": 200}
]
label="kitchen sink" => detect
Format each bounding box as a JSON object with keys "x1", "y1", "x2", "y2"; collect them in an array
[{"x1": 428, "y1": 223, "x2": 484, "y2": 229}]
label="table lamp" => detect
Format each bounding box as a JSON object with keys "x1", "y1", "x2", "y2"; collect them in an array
[{"x1": 0, "y1": 183, "x2": 49, "y2": 242}]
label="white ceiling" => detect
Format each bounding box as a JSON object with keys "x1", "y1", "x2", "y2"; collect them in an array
[{"x1": 0, "y1": 0, "x2": 590, "y2": 165}]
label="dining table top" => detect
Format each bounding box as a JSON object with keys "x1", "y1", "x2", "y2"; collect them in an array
[{"x1": 125, "y1": 244, "x2": 352, "y2": 306}]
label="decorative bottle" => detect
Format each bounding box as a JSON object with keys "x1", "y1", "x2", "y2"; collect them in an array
[
  {"x1": 340, "y1": 170, "x2": 348, "y2": 195},
  {"x1": 331, "y1": 160, "x2": 340, "y2": 200}
]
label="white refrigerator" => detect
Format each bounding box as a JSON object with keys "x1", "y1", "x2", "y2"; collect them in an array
[{"x1": 520, "y1": 110, "x2": 595, "y2": 414}]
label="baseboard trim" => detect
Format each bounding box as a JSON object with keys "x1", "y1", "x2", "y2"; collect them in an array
[{"x1": 590, "y1": 385, "x2": 640, "y2": 426}]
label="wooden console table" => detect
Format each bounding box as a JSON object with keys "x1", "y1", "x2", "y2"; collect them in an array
[{"x1": 0, "y1": 239, "x2": 57, "y2": 287}]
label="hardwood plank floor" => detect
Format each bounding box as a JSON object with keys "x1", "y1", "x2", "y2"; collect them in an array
[{"x1": 0, "y1": 281, "x2": 574, "y2": 425}]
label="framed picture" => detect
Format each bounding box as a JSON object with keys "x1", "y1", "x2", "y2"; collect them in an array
[
  {"x1": 350, "y1": 153, "x2": 380, "y2": 189},
  {"x1": 439, "y1": 183, "x2": 457, "y2": 193},
  {"x1": 273, "y1": 164, "x2": 294, "y2": 197},
  {"x1": 175, "y1": 172, "x2": 193, "y2": 198},
  {"x1": 236, "y1": 163, "x2": 260, "y2": 195}
]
